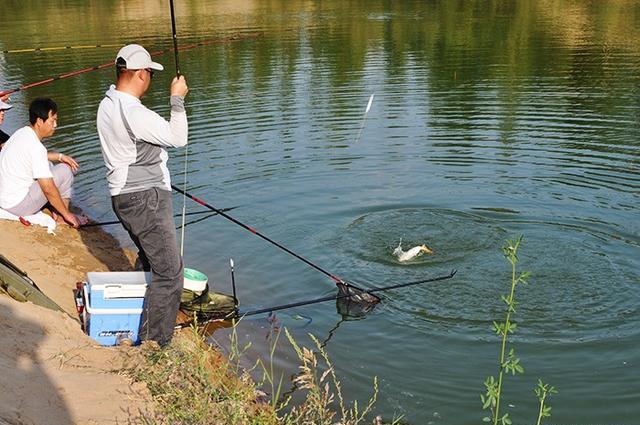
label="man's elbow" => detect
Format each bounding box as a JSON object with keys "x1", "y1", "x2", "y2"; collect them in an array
[
  {"x1": 170, "y1": 132, "x2": 188, "y2": 148},
  {"x1": 38, "y1": 183, "x2": 55, "y2": 197}
]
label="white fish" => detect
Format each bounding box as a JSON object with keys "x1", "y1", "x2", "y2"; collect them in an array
[{"x1": 393, "y1": 239, "x2": 433, "y2": 262}]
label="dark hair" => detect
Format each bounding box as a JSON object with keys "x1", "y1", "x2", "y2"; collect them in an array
[
  {"x1": 29, "y1": 97, "x2": 57, "y2": 125},
  {"x1": 116, "y1": 57, "x2": 127, "y2": 78}
]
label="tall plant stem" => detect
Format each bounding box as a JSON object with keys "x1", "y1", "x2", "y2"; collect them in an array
[
  {"x1": 494, "y1": 240, "x2": 519, "y2": 425},
  {"x1": 536, "y1": 392, "x2": 548, "y2": 425}
]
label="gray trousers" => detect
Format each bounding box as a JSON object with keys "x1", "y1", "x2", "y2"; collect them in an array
[
  {"x1": 7, "y1": 163, "x2": 74, "y2": 216},
  {"x1": 112, "y1": 187, "x2": 183, "y2": 346}
]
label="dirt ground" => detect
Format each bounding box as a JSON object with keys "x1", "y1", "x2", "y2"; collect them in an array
[{"x1": 0, "y1": 219, "x2": 155, "y2": 425}]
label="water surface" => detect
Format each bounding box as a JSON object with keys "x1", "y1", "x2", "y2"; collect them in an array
[{"x1": 1, "y1": 1, "x2": 638, "y2": 423}]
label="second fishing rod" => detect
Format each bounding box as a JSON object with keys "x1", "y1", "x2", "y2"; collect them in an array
[{"x1": 0, "y1": 33, "x2": 262, "y2": 99}]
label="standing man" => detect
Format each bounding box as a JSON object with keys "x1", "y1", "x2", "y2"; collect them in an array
[
  {"x1": 0, "y1": 97, "x2": 80, "y2": 227},
  {"x1": 97, "y1": 44, "x2": 189, "y2": 347}
]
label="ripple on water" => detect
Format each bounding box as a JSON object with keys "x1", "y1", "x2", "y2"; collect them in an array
[
  {"x1": 332, "y1": 208, "x2": 639, "y2": 343},
  {"x1": 340, "y1": 208, "x2": 506, "y2": 267}
]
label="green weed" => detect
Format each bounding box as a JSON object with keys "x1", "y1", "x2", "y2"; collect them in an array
[
  {"x1": 481, "y1": 236, "x2": 557, "y2": 425},
  {"x1": 129, "y1": 323, "x2": 278, "y2": 425},
  {"x1": 129, "y1": 318, "x2": 399, "y2": 424}
]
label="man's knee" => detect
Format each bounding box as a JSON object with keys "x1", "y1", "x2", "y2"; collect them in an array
[
  {"x1": 54, "y1": 163, "x2": 74, "y2": 182},
  {"x1": 52, "y1": 164, "x2": 74, "y2": 196},
  {"x1": 153, "y1": 254, "x2": 183, "y2": 282}
]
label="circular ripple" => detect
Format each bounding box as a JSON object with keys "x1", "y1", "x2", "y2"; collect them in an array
[
  {"x1": 340, "y1": 208, "x2": 508, "y2": 267},
  {"x1": 332, "y1": 208, "x2": 639, "y2": 343}
]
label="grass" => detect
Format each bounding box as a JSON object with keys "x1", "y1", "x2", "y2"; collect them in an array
[
  {"x1": 279, "y1": 328, "x2": 383, "y2": 425},
  {"x1": 128, "y1": 325, "x2": 278, "y2": 425},
  {"x1": 127, "y1": 321, "x2": 398, "y2": 425}
]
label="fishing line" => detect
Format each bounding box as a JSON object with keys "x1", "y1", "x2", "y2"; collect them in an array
[{"x1": 0, "y1": 33, "x2": 262, "y2": 98}]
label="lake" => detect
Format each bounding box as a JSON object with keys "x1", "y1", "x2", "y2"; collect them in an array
[{"x1": 1, "y1": 1, "x2": 638, "y2": 423}]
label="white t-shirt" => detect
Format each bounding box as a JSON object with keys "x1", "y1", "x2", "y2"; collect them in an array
[{"x1": 0, "y1": 126, "x2": 52, "y2": 209}]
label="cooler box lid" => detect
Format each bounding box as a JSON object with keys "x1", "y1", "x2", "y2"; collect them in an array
[{"x1": 86, "y1": 271, "x2": 150, "y2": 299}]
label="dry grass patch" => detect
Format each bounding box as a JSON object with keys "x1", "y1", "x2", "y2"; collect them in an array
[{"x1": 129, "y1": 327, "x2": 278, "y2": 425}]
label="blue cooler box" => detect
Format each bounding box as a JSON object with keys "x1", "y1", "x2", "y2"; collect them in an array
[{"x1": 83, "y1": 271, "x2": 151, "y2": 346}]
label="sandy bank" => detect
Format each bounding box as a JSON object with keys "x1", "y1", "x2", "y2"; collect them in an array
[{"x1": 0, "y1": 219, "x2": 153, "y2": 425}]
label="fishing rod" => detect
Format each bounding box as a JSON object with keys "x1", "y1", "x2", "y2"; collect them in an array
[
  {"x1": 171, "y1": 184, "x2": 374, "y2": 298},
  {"x1": 79, "y1": 207, "x2": 237, "y2": 228},
  {"x1": 0, "y1": 61, "x2": 113, "y2": 98},
  {"x1": 237, "y1": 269, "x2": 457, "y2": 317},
  {"x1": 174, "y1": 269, "x2": 457, "y2": 330},
  {"x1": 168, "y1": 0, "x2": 190, "y2": 257},
  {"x1": 2, "y1": 43, "x2": 125, "y2": 54},
  {"x1": 179, "y1": 212, "x2": 218, "y2": 229},
  {"x1": 169, "y1": 0, "x2": 181, "y2": 76},
  {"x1": 0, "y1": 32, "x2": 262, "y2": 98}
]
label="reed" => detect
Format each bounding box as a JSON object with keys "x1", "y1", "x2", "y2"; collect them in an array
[{"x1": 279, "y1": 328, "x2": 383, "y2": 425}]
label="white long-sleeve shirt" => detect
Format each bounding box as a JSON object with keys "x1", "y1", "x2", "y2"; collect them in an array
[{"x1": 96, "y1": 85, "x2": 188, "y2": 196}]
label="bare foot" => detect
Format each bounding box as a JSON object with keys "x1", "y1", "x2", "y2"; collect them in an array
[
  {"x1": 76, "y1": 215, "x2": 90, "y2": 226},
  {"x1": 50, "y1": 211, "x2": 84, "y2": 227}
]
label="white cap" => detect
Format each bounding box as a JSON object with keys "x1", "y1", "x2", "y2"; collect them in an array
[
  {"x1": 0, "y1": 99, "x2": 12, "y2": 111},
  {"x1": 115, "y1": 44, "x2": 164, "y2": 71}
]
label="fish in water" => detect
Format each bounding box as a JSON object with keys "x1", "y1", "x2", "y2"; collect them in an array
[{"x1": 393, "y1": 240, "x2": 433, "y2": 262}]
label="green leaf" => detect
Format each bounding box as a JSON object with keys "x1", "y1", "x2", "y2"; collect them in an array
[
  {"x1": 519, "y1": 271, "x2": 531, "y2": 284},
  {"x1": 482, "y1": 395, "x2": 492, "y2": 409},
  {"x1": 483, "y1": 417, "x2": 491, "y2": 423},
  {"x1": 501, "y1": 413, "x2": 512, "y2": 425},
  {"x1": 484, "y1": 376, "x2": 496, "y2": 387}
]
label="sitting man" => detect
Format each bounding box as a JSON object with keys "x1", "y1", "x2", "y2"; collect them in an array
[
  {"x1": 0, "y1": 95, "x2": 12, "y2": 148},
  {"x1": 0, "y1": 97, "x2": 81, "y2": 227}
]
